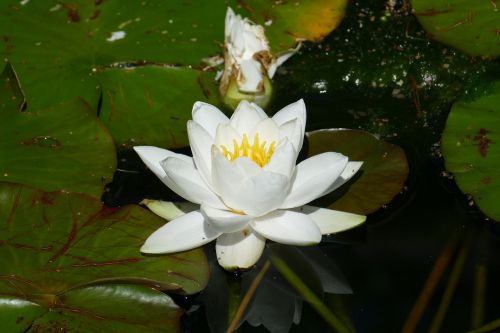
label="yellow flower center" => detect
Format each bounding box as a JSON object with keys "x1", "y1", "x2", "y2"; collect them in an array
[{"x1": 220, "y1": 133, "x2": 276, "y2": 167}]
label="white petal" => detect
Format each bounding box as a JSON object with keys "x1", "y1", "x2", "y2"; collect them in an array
[
  {"x1": 238, "y1": 59, "x2": 263, "y2": 93},
  {"x1": 225, "y1": 7, "x2": 236, "y2": 39},
  {"x1": 322, "y1": 161, "x2": 363, "y2": 195},
  {"x1": 192, "y1": 102, "x2": 229, "y2": 137},
  {"x1": 273, "y1": 100, "x2": 306, "y2": 151},
  {"x1": 141, "y1": 211, "x2": 221, "y2": 253},
  {"x1": 230, "y1": 100, "x2": 267, "y2": 135},
  {"x1": 201, "y1": 203, "x2": 253, "y2": 233},
  {"x1": 282, "y1": 152, "x2": 348, "y2": 209},
  {"x1": 134, "y1": 146, "x2": 190, "y2": 179},
  {"x1": 295, "y1": 205, "x2": 366, "y2": 235},
  {"x1": 278, "y1": 117, "x2": 304, "y2": 154},
  {"x1": 216, "y1": 228, "x2": 266, "y2": 270},
  {"x1": 187, "y1": 120, "x2": 215, "y2": 188},
  {"x1": 268, "y1": 45, "x2": 301, "y2": 78},
  {"x1": 251, "y1": 210, "x2": 321, "y2": 245},
  {"x1": 263, "y1": 140, "x2": 296, "y2": 178},
  {"x1": 249, "y1": 117, "x2": 280, "y2": 144},
  {"x1": 161, "y1": 156, "x2": 226, "y2": 209},
  {"x1": 212, "y1": 150, "x2": 289, "y2": 216},
  {"x1": 141, "y1": 200, "x2": 199, "y2": 221},
  {"x1": 134, "y1": 146, "x2": 205, "y2": 203},
  {"x1": 272, "y1": 99, "x2": 306, "y2": 128},
  {"x1": 214, "y1": 123, "x2": 242, "y2": 151}
]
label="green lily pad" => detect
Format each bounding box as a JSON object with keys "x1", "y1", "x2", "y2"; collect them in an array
[
  {"x1": 0, "y1": 0, "x2": 346, "y2": 148},
  {"x1": 237, "y1": 0, "x2": 347, "y2": 53},
  {"x1": 28, "y1": 285, "x2": 181, "y2": 333},
  {"x1": 441, "y1": 81, "x2": 500, "y2": 221},
  {"x1": 306, "y1": 129, "x2": 409, "y2": 215},
  {"x1": 0, "y1": 63, "x2": 116, "y2": 198},
  {"x1": 99, "y1": 66, "x2": 219, "y2": 149},
  {"x1": 412, "y1": 0, "x2": 500, "y2": 57},
  {"x1": 0, "y1": 182, "x2": 209, "y2": 332}
]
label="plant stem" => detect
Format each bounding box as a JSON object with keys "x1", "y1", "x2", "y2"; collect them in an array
[
  {"x1": 226, "y1": 261, "x2": 271, "y2": 333},
  {"x1": 471, "y1": 263, "x2": 487, "y2": 329},
  {"x1": 428, "y1": 234, "x2": 471, "y2": 333},
  {"x1": 270, "y1": 255, "x2": 353, "y2": 333},
  {"x1": 401, "y1": 231, "x2": 460, "y2": 333}
]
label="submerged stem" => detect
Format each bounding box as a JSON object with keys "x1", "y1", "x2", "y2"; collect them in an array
[
  {"x1": 226, "y1": 261, "x2": 271, "y2": 332},
  {"x1": 428, "y1": 233, "x2": 472, "y2": 333},
  {"x1": 401, "y1": 231, "x2": 461, "y2": 333}
]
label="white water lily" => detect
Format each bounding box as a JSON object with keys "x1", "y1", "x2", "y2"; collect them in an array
[
  {"x1": 220, "y1": 8, "x2": 297, "y2": 108},
  {"x1": 135, "y1": 99, "x2": 365, "y2": 270}
]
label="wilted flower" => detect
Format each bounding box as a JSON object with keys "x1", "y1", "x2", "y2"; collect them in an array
[
  {"x1": 219, "y1": 8, "x2": 297, "y2": 108},
  {"x1": 135, "y1": 100, "x2": 365, "y2": 270}
]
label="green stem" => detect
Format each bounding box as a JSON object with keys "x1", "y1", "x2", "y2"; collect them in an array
[
  {"x1": 471, "y1": 264, "x2": 487, "y2": 329},
  {"x1": 227, "y1": 277, "x2": 241, "y2": 331},
  {"x1": 270, "y1": 255, "x2": 353, "y2": 333},
  {"x1": 226, "y1": 261, "x2": 271, "y2": 333},
  {"x1": 468, "y1": 318, "x2": 500, "y2": 333},
  {"x1": 428, "y1": 235, "x2": 471, "y2": 333},
  {"x1": 401, "y1": 231, "x2": 460, "y2": 333}
]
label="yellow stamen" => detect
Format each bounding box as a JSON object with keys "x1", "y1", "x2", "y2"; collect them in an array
[{"x1": 220, "y1": 133, "x2": 276, "y2": 167}]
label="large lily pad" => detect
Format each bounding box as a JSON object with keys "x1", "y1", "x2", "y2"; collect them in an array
[
  {"x1": 441, "y1": 82, "x2": 500, "y2": 221},
  {"x1": 412, "y1": 0, "x2": 500, "y2": 57},
  {"x1": 0, "y1": 63, "x2": 116, "y2": 197},
  {"x1": 0, "y1": 182, "x2": 209, "y2": 332},
  {"x1": 99, "y1": 66, "x2": 218, "y2": 148},
  {"x1": 0, "y1": 0, "x2": 346, "y2": 147},
  {"x1": 306, "y1": 129, "x2": 409, "y2": 215}
]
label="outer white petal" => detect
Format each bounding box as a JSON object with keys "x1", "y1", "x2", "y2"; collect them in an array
[
  {"x1": 134, "y1": 146, "x2": 190, "y2": 180},
  {"x1": 277, "y1": 117, "x2": 303, "y2": 154},
  {"x1": 295, "y1": 205, "x2": 366, "y2": 235},
  {"x1": 263, "y1": 140, "x2": 296, "y2": 178},
  {"x1": 272, "y1": 99, "x2": 306, "y2": 128},
  {"x1": 251, "y1": 210, "x2": 322, "y2": 245},
  {"x1": 216, "y1": 228, "x2": 266, "y2": 270},
  {"x1": 192, "y1": 102, "x2": 229, "y2": 137},
  {"x1": 201, "y1": 203, "x2": 253, "y2": 233},
  {"x1": 141, "y1": 211, "x2": 221, "y2": 253},
  {"x1": 212, "y1": 150, "x2": 289, "y2": 216},
  {"x1": 322, "y1": 161, "x2": 364, "y2": 195},
  {"x1": 161, "y1": 157, "x2": 226, "y2": 209},
  {"x1": 268, "y1": 44, "x2": 301, "y2": 78},
  {"x1": 230, "y1": 100, "x2": 267, "y2": 135},
  {"x1": 272, "y1": 100, "x2": 306, "y2": 151},
  {"x1": 225, "y1": 7, "x2": 236, "y2": 40},
  {"x1": 141, "y1": 200, "x2": 199, "y2": 221},
  {"x1": 187, "y1": 120, "x2": 215, "y2": 188},
  {"x1": 134, "y1": 146, "x2": 210, "y2": 204},
  {"x1": 282, "y1": 152, "x2": 348, "y2": 209},
  {"x1": 249, "y1": 117, "x2": 280, "y2": 144}
]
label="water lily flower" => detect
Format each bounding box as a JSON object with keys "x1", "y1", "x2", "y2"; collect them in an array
[
  {"x1": 220, "y1": 7, "x2": 298, "y2": 108},
  {"x1": 134, "y1": 99, "x2": 365, "y2": 270}
]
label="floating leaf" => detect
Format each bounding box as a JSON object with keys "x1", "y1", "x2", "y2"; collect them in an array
[
  {"x1": 28, "y1": 285, "x2": 181, "y2": 333},
  {"x1": 0, "y1": 182, "x2": 209, "y2": 331},
  {"x1": 0, "y1": 63, "x2": 116, "y2": 198},
  {"x1": 0, "y1": 62, "x2": 25, "y2": 112},
  {"x1": 237, "y1": 0, "x2": 348, "y2": 53},
  {"x1": 99, "y1": 66, "x2": 219, "y2": 149},
  {"x1": 0, "y1": 0, "x2": 346, "y2": 147},
  {"x1": 412, "y1": 0, "x2": 500, "y2": 57},
  {"x1": 441, "y1": 82, "x2": 500, "y2": 221},
  {"x1": 306, "y1": 129, "x2": 408, "y2": 215}
]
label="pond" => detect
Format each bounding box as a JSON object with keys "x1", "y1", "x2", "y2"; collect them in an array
[{"x1": 1, "y1": 0, "x2": 499, "y2": 332}]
